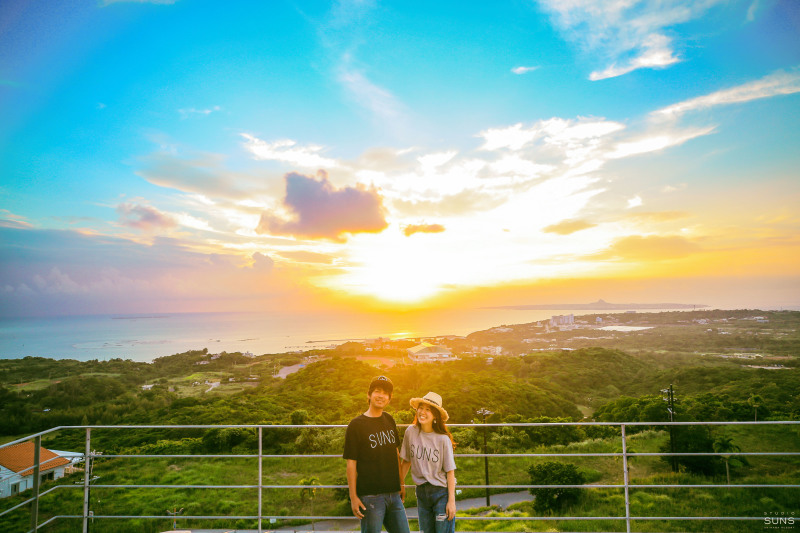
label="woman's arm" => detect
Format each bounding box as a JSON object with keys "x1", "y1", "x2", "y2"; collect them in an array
[
  {"x1": 445, "y1": 469, "x2": 456, "y2": 520},
  {"x1": 398, "y1": 452, "x2": 411, "y2": 501}
]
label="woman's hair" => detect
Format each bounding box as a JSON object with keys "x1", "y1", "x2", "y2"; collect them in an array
[{"x1": 414, "y1": 404, "x2": 456, "y2": 449}]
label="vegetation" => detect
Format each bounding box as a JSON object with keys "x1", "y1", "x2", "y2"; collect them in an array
[
  {"x1": 527, "y1": 462, "x2": 586, "y2": 512},
  {"x1": 0, "y1": 309, "x2": 798, "y2": 531}
]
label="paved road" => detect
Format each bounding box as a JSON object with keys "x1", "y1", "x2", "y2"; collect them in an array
[{"x1": 162, "y1": 490, "x2": 532, "y2": 533}]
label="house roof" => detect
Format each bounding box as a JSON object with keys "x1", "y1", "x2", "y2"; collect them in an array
[{"x1": 0, "y1": 442, "x2": 71, "y2": 476}]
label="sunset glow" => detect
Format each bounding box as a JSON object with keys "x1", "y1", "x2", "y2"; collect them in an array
[{"x1": 1, "y1": 0, "x2": 799, "y2": 318}]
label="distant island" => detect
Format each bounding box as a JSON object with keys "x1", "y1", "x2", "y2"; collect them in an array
[{"x1": 486, "y1": 299, "x2": 708, "y2": 310}]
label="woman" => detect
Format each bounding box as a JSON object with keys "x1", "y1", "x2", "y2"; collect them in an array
[{"x1": 399, "y1": 392, "x2": 456, "y2": 533}]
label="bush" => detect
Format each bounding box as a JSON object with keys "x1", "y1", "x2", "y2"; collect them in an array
[{"x1": 527, "y1": 461, "x2": 586, "y2": 513}]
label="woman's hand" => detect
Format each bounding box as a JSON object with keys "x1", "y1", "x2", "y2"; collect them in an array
[{"x1": 446, "y1": 498, "x2": 456, "y2": 520}]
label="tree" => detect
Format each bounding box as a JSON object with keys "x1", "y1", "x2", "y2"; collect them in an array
[
  {"x1": 300, "y1": 476, "x2": 320, "y2": 502},
  {"x1": 660, "y1": 425, "x2": 723, "y2": 476},
  {"x1": 713, "y1": 435, "x2": 745, "y2": 485},
  {"x1": 527, "y1": 462, "x2": 585, "y2": 513},
  {"x1": 748, "y1": 394, "x2": 763, "y2": 422}
]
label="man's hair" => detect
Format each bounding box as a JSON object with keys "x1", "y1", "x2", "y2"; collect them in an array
[{"x1": 368, "y1": 375, "x2": 393, "y2": 396}]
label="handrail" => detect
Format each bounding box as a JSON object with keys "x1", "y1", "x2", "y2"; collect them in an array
[{"x1": 1, "y1": 421, "x2": 798, "y2": 533}]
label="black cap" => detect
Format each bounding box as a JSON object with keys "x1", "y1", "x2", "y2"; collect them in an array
[{"x1": 368, "y1": 375, "x2": 393, "y2": 395}]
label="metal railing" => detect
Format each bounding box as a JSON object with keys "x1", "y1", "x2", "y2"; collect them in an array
[{"x1": 1, "y1": 421, "x2": 798, "y2": 533}]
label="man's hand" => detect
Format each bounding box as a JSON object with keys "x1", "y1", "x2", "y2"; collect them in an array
[
  {"x1": 400, "y1": 485, "x2": 406, "y2": 502},
  {"x1": 446, "y1": 499, "x2": 456, "y2": 520},
  {"x1": 350, "y1": 496, "x2": 366, "y2": 519}
]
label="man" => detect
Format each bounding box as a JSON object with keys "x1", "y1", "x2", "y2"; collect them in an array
[{"x1": 343, "y1": 375, "x2": 410, "y2": 533}]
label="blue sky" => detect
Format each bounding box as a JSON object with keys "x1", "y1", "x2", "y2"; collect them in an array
[{"x1": 1, "y1": 0, "x2": 799, "y2": 317}]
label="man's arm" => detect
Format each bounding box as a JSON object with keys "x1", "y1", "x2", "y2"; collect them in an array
[{"x1": 346, "y1": 459, "x2": 365, "y2": 518}]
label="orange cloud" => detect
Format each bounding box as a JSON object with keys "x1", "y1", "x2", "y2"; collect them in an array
[
  {"x1": 543, "y1": 219, "x2": 596, "y2": 235},
  {"x1": 278, "y1": 250, "x2": 336, "y2": 264},
  {"x1": 623, "y1": 211, "x2": 690, "y2": 223},
  {"x1": 591, "y1": 235, "x2": 702, "y2": 261},
  {"x1": 403, "y1": 223, "x2": 445, "y2": 237}
]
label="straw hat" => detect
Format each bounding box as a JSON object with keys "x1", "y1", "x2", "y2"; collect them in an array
[{"x1": 410, "y1": 392, "x2": 449, "y2": 422}]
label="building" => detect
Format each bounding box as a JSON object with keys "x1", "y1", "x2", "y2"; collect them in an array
[
  {"x1": 407, "y1": 342, "x2": 455, "y2": 362},
  {"x1": 0, "y1": 442, "x2": 74, "y2": 498},
  {"x1": 550, "y1": 314, "x2": 575, "y2": 327}
]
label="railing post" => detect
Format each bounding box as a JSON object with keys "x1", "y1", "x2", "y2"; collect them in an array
[
  {"x1": 621, "y1": 424, "x2": 631, "y2": 533},
  {"x1": 83, "y1": 428, "x2": 91, "y2": 533},
  {"x1": 30, "y1": 435, "x2": 41, "y2": 532},
  {"x1": 258, "y1": 426, "x2": 263, "y2": 533}
]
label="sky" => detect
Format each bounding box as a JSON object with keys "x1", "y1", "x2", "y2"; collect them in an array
[{"x1": 1, "y1": 0, "x2": 799, "y2": 319}]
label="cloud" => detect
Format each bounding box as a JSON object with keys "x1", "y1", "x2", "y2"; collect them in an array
[
  {"x1": 117, "y1": 203, "x2": 177, "y2": 232},
  {"x1": 391, "y1": 189, "x2": 508, "y2": 218},
  {"x1": 543, "y1": 219, "x2": 596, "y2": 235},
  {"x1": 250, "y1": 252, "x2": 275, "y2": 271},
  {"x1": 277, "y1": 251, "x2": 336, "y2": 264},
  {"x1": 0, "y1": 210, "x2": 32, "y2": 229},
  {"x1": 242, "y1": 134, "x2": 339, "y2": 169},
  {"x1": 338, "y1": 67, "x2": 403, "y2": 121},
  {"x1": 653, "y1": 67, "x2": 800, "y2": 119},
  {"x1": 403, "y1": 223, "x2": 446, "y2": 237},
  {"x1": 537, "y1": 0, "x2": 723, "y2": 80},
  {"x1": 511, "y1": 65, "x2": 539, "y2": 75},
  {"x1": 479, "y1": 123, "x2": 541, "y2": 151},
  {"x1": 589, "y1": 34, "x2": 679, "y2": 80},
  {"x1": 627, "y1": 196, "x2": 643, "y2": 209},
  {"x1": 256, "y1": 171, "x2": 388, "y2": 242},
  {"x1": 591, "y1": 235, "x2": 702, "y2": 261},
  {"x1": 624, "y1": 210, "x2": 690, "y2": 223},
  {"x1": 606, "y1": 126, "x2": 716, "y2": 159},
  {"x1": 661, "y1": 183, "x2": 687, "y2": 193},
  {"x1": 479, "y1": 117, "x2": 625, "y2": 152},
  {"x1": 136, "y1": 151, "x2": 251, "y2": 199},
  {"x1": 178, "y1": 106, "x2": 221, "y2": 118},
  {"x1": 0, "y1": 226, "x2": 293, "y2": 317}
]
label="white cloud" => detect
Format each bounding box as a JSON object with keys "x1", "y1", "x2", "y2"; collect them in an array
[
  {"x1": 241, "y1": 134, "x2": 340, "y2": 169},
  {"x1": 178, "y1": 106, "x2": 221, "y2": 118},
  {"x1": 537, "y1": 0, "x2": 723, "y2": 80},
  {"x1": 338, "y1": 67, "x2": 403, "y2": 121},
  {"x1": 653, "y1": 67, "x2": 800, "y2": 119},
  {"x1": 627, "y1": 195, "x2": 643, "y2": 208},
  {"x1": 478, "y1": 123, "x2": 541, "y2": 151},
  {"x1": 606, "y1": 126, "x2": 715, "y2": 158},
  {"x1": 511, "y1": 65, "x2": 539, "y2": 75},
  {"x1": 417, "y1": 151, "x2": 457, "y2": 169},
  {"x1": 589, "y1": 33, "x2": 680, "y2": 80}
]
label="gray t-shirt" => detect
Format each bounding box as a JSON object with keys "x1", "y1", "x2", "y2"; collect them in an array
[{"x1": 399, "y1": 425, "x2": 456, "y2": 487}]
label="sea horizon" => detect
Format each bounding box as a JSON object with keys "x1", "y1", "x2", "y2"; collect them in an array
[{"x1": 2, "y1": 305, "x2": 796, "y2": 363}]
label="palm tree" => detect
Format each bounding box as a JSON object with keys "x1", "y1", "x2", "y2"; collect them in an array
[
  {"x1": 713, "y1": 435, "x2": 741, "y2": 485},
  {"x1": 748, "y1": 394, "x2": 763, "y2": 422},
  {"x1": 300, "y1": 476, "x2": 320, "y2": 502}
]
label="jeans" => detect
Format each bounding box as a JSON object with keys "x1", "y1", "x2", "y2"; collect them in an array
[
  {"x1": 360, "y1": 492, "x2": 411, "y2": 533},
  {"x1": 415, "y1": 483, "x2": 455, "y2": 533}
]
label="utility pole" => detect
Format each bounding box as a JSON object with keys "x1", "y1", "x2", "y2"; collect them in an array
[
  {"x1": 661, "y1": 384, "x2": 677, "y2": 472},
  {"x1": 476, "y1": 408, "x2": 493, "y2": 506}
]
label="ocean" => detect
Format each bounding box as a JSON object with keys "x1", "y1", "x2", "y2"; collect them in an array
[{"x1": 0, "y1": 307, "x2": 697, "y2": 362}]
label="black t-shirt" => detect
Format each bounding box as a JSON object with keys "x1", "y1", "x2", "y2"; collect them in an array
[{"x1": 343, "y1": 412, "x2": 401, "y2": 496}]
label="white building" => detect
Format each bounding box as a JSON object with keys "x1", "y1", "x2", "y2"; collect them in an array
[
  {"x1": 0, "y1": 442, "x2": 74, "y2": 498},
  {"x1": 550, "y1": 314, "x2": 574, "y2": 327},
  {"x1": 407, "y1": 342, "x2": 455, "y2": 362}
]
